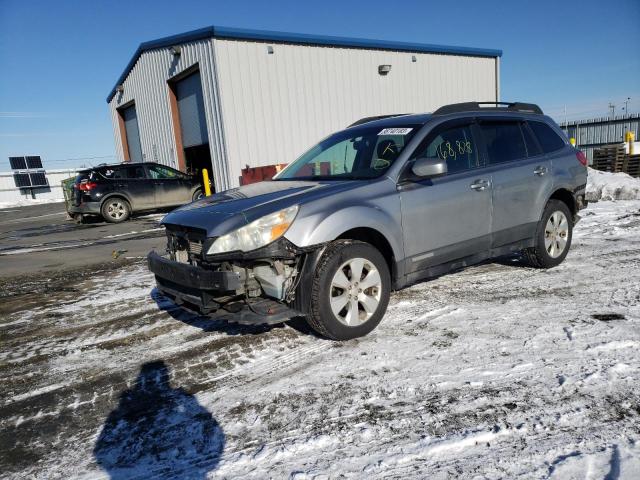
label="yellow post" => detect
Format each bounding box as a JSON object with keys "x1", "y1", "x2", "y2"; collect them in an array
[
  {"x1": 625, "y1": 131, "x2": 635, "y2": 155},
  {"x1": 569, "y1": 137, "x2": 576, "y2": 147},
  {"x1": 202, "y1": 168, "x2": 212, "y2": 196}
]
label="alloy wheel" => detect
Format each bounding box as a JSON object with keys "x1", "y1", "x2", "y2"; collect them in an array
[
  {"x1": 544, "y1": 211, "x2": 569, "y2": 258},
  {"x1": 329, "y1": 257, "x2": 381, "y2": 326}
]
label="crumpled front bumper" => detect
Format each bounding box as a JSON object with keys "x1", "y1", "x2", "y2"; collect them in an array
[{"x1": 147, "y1": 251, "x2": 304, "y2": 324}]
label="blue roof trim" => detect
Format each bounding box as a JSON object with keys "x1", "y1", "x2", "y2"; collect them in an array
[{"x1": 107, "y1": 26, "x2": 502, "y2": 103}]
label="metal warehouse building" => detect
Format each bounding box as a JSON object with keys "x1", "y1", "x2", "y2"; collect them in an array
[{"x1": 107, "y1": 26, "x2": 501, "y2": 191}]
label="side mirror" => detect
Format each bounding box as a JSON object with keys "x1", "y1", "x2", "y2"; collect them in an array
[{"x1": 412, "y1": 157, "x2": 447, "y2": 178}]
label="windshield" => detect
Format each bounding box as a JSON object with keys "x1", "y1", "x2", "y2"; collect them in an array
[{"x1": 275, "y1": 125, "x2": 419, "y2": 180}]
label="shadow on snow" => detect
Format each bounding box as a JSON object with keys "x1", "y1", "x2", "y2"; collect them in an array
[{"x1": 94, "y1": 361, "x2": 224, "y2": 479}]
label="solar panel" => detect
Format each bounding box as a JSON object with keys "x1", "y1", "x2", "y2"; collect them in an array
[
  {"x1": 9, "y1": 156, "x2": 27, "y2": 170},
  {"x1": 29, "y1": 172, "x2": 49, "y2": 187},
  {"x1": 13, "y1": 173, "x2": 31, "y2": 188},
  {"x1": 26, "y1": 156, "x2": 43, "y2": 169}
]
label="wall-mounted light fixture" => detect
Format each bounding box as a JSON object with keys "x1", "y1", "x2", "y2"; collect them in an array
[
  {"x1": 411, "y1": 55, "x2": 417, "y2": 63},
  {"x1": 170, "y1": 46, "x2": 182, "y2": 56},
  {"x1": 267, "y1": 45, "x2": 274, "y2": 54},
  {"x1": 378, "y1": 64, "x2": 392, "y2": 75},
  {"x1": 116, "y1": 84, "x2": 124, "y2": 93}
]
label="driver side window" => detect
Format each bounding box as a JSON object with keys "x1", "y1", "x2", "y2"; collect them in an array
[
  {"x1": 148, "y1": 165, "x2": 183, "y2": 180},
  {"x1": 414, "y1": 124, "x2": 480, "y2": 174}
]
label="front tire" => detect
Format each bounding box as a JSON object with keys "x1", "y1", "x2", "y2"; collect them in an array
[
  {"x1": 192, "y1": 188, "x2": 204, "y2": 201},
  {"x1": 307, "y1": 240, "x2": 390, "y2": 340},
  {"x1": 101, "y1": 197, "x2": 131, "y2": 223},
  {"x1": 524, "y1": 199, "x2": 572, "y2": 268}
]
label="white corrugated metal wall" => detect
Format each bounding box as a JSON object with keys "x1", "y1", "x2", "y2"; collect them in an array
[
  {"x1": 110, "y1": 36, "x2": 497, "y2": 189},
  {"x1": 108, "y1": 38, "x2": 230, "y2": 191},
  {"x1": 213, "y1": 40, "x2": 497, "y2": 184}
]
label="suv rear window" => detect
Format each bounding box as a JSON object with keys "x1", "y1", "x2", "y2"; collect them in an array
[
  {"x1": 528, "y1": 121, "x2": 566, "y2": 153},
  {"x1": 479, "y1": 121, "x2": 527, "y2": 164}
]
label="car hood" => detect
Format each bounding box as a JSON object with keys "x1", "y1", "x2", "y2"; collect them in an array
[{"x1": 161, "y1": 180, "x2": 360, "y2": 236}]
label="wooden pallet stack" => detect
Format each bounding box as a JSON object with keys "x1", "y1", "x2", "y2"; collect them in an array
[
  {"x1": 592, "y1": 144, "x2": 640, "y2": 177},
  {"x1": 626, "y1": 154, "x2": 640, "y2": 178}
]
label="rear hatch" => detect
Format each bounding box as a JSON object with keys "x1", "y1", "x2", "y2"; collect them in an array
[{"x1": 73, "y1": 171, "x2": 96, "y2": 206}]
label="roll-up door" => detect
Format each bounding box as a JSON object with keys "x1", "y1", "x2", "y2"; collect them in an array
[
  {"x1": 121, "y1": 104, "x2": 143, "y2": 163},
  {"x1": 175, "y1": 71, "x2": 208, "y2": 148}
]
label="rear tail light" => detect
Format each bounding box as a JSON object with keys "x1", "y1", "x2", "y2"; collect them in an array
[
  {"x1": 76, "y1": 181, "x2": 98, "y2": 191},
  {"x1": 576, "y1": 151, "x2": 588, "y2": 167}
]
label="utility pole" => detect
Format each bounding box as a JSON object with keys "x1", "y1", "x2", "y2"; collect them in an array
[
  {"x1": 608, "y1": 103, "x2": 616, "y2": 117},
  {"x1": 563, "y1": 105, "x2": 567, "y2": 128},
  {"x1": 623, "y1": 97, "x2": 631, "y2": 115}
]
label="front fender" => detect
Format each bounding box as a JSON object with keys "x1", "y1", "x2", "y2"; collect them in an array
[{"x1": 285, "y1": 204, "x2": 405, "y2": 263}]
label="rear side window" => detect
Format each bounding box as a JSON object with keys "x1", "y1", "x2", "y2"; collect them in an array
[
  {"x1": 479, "y1": 121, "x2": 527, "y2": 164},
  {"x1": 100, "y1": 166, "x2": 146, "y2": 179},
  {"x1": 414, "y1": 124, "x2": 480, "y2": 174},
  {"x1": 528, "y1": 121, "x2": 566, "y2": 153}
]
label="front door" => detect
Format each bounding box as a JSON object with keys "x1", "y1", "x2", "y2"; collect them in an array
[
  {"x1": 146, "y1": 164, "x2": 192, "y2": 207},
  {"x1": 399, "y1": 121, "x2": 492, "y2": 279}
]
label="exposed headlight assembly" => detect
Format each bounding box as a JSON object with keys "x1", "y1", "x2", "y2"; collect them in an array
[{"x1": 207, "y1": 205, "x2": 299, "y2": 255}]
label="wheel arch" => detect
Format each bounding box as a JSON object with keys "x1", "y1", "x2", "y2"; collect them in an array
[
  {"x1": 100, "y1": 192, "x2": 133, "y2": 211},
  {"x1": 336, "y1": 227, "x2": 397, "y2": 285},
  {"x1": 547, "y1": 187, "x2": 577, "y2": 218}
]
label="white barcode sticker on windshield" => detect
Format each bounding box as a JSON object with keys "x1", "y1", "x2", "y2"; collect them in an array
[{"x1": 378, "y1": 128, "x2": 413, "y2": 136}]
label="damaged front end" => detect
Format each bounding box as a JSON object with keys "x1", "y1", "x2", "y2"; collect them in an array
[{"x1": 148, "y1": 224, "x2": 321, "y2": 325}]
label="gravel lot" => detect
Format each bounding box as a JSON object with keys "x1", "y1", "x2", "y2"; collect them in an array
[{"x1": 1, "y1": 200, "x2": 639, "y2": 479}]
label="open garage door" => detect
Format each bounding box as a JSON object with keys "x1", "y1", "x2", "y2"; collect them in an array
[{"x1": 171, "y1": 69, "x2": 213, "y2": 188}]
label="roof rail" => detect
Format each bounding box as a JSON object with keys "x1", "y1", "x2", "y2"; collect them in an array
[
  {"x1": 433, "y1": 102, "x2": 543, "y2": 116},
  {"x1": 348, "y1": 113, "x2": 409, "y2": 127}
]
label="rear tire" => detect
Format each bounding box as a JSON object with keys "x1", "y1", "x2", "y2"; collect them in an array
[
  {"x1": 307, "y1": 240, "x2": 390, "y2": 340},
  {"x1": 192, "y1": 188, "x2": 204, "y2": 201},
  {"x1": 523, "y1": 199, "x2": 572, "y2": 268},
  {"x1": 101, "y1": 197, "x2": 131, "y2": 223}
]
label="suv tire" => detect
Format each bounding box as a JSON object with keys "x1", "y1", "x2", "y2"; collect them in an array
[
  {"x1": 524, "y1": 199, "x2": 572, "y2": 268},
  {"x1": 101, "y1": 197, "x2": 131, "y2": 223},
  {"x1": 307, "y1": 240, "x2": 390, "y2": 340}
]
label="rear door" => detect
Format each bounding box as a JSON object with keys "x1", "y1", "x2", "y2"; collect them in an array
[
  {"x1": 146, "y1": 164, "x2": 192, "y2": 207},
  {"x1": 477, "y1": 119, "x2": 553, "y2": 250},
  {"x1": 399, "y1": 120, "x2": 492, "y2": 278},
  {"x1": 106, "y1": 165, "x2": 154, "y2": 209}
]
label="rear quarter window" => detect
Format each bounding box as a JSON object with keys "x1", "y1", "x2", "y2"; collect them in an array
[{"x1": 528, "y1": 121, "x2": 566, "y2": 153}]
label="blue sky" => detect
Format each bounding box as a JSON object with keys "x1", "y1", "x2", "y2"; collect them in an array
[{"x1": 1, "y1": 0, "x2": 638, "y2": 170}]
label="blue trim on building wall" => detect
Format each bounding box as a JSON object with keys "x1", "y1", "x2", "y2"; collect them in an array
[{"x1": 107, "y1": 26, "x2": 502, "y2": 103}]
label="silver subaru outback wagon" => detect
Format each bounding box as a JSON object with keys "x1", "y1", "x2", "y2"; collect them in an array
[{"x1": 148, "y1": 102, "x2": 588, "y2": 340}]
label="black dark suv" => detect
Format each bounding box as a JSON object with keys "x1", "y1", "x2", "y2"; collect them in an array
[{"x1": 69, "y1": 162, "x2": 203, "y2": 223}]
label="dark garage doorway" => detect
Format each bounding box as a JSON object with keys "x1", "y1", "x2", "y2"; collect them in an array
[{"x1": 169, "y1": 67, "x2": 214, "y2": 191}]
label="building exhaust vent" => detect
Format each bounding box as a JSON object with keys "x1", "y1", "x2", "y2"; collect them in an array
[
  {"x1": 378, "y1": 64, "x2": 391, "y2": 75},
  {"x1": 267, "y1": 45, "x2": 274, "y2": 54},
  {"x1": 170, "y1": 46, "x2": 182, "y2": 56},
  {"x1": 116, "y1": 84, "x2": 124, "y2": 93}
]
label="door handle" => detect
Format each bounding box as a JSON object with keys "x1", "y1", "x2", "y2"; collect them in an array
[
  {"x1": 534, "y1": 166, "x2": 548, "y2": 176},
  {"x1": 470, "y1": 179, "x2": 490, "y2": 191}
]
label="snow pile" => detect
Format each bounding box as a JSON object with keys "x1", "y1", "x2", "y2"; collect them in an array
[{"x1": 587, "y1": 167, "x2": 640, "y2": 201}]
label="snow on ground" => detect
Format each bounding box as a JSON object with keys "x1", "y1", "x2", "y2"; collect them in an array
[
  {"x1": 1, "y1": 200, "x2": 640, "y2": 479},
  {"x1": 586, "y1": 167, "x2": 640, "y2": 201},
  {"x1": 0, "y1": 198, "x2": 65, "y2": 210}
]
